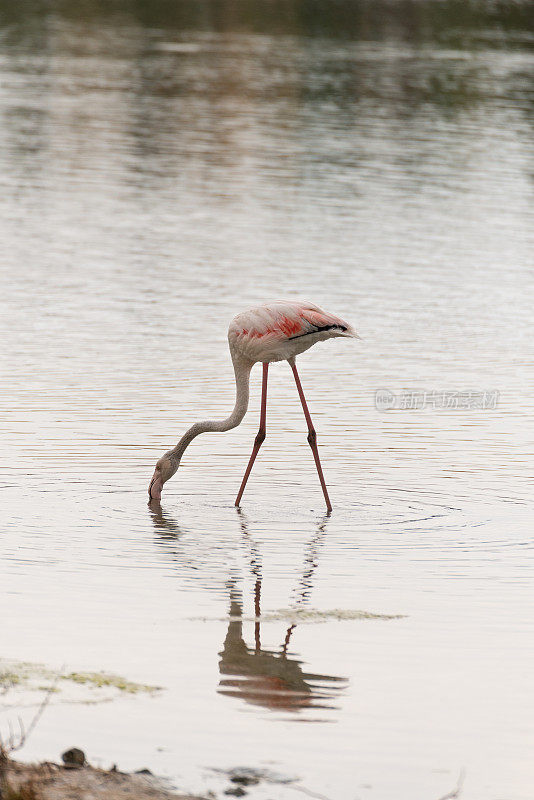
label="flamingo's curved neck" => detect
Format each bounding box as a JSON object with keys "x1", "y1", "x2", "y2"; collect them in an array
[{"x1": 168, "y1": 352, "x2": 253, "y2": 464}]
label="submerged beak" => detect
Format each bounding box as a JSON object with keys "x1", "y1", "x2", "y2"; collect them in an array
[{"x1": 148, "y1": 470, "x2": 163, "y2": 501}]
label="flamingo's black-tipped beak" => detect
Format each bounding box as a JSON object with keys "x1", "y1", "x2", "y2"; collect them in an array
[{"x1": 148, "y1": 470, "x2": 163, "y2": 501}]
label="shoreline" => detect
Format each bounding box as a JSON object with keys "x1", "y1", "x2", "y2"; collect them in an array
[{"x1": 1, "y1": 756, "x2": 206, "y2": 800}]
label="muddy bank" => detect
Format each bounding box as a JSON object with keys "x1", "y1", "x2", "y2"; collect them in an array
[{"x1": 1, "y1": 758, "x2": 207, "y2": 800}]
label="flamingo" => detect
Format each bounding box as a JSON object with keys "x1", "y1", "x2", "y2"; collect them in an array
[{"x1": 148, "y1": 300, "x2": 358, "y2": 511}]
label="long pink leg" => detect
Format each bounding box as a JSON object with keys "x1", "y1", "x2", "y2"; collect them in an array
[
  {"x1": 290, "y1": 360, "x2": 333, "y2": 513},
  {"x1": 235, "y1": 362, "x2": 269, "y2": 507}
]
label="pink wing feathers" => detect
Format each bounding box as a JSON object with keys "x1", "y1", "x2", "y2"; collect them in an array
[{"x1": 229, "y1": 301, "x2": 356, "y2": 363}]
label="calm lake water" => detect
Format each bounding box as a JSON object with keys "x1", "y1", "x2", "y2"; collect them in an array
[{"x1": 1, "y1": 2, "x2": 533, "y2": 798}]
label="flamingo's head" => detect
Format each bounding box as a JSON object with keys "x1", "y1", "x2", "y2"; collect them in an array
[{"x1": 148, "y1": 454, "x2": 179, "y2": 501}]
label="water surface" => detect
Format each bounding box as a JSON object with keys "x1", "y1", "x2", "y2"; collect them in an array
[{"x1": 1, "y1": 3, "x2": 533, "y2": 799}]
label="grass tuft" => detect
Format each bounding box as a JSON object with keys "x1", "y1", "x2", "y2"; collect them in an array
[{"x1": 63, "y1": 671, "x2": 161, "y2": 694}]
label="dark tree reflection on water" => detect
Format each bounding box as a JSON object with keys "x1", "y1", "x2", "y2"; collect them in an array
[{"x1": 3, "y1": 1, "x2": 534, "y2": 44}]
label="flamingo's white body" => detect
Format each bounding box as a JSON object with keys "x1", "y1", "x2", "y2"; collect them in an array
[
  {"x1": 148, "y1": 300, "x2": 357, "y2": 511},
  {"x1": 228, "y1": 300, "x2": 355, "y2": 363}
]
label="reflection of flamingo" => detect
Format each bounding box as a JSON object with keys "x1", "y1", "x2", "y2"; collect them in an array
[
  {"x1": 148, "y1": 499, "x2": 182, "y2": 537},
  {"x1": 218, "y1": 584, "x2": 346, "y2": 711},
  {"x1": 148, "y1": 503, "x2": 347, "y2": 712},
  {"x1": 217, "y1": 511, "x2": 346, "y2": 712},
  {"x1": 148, "y1": 300, "x2": 358, "y2": 511}
]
